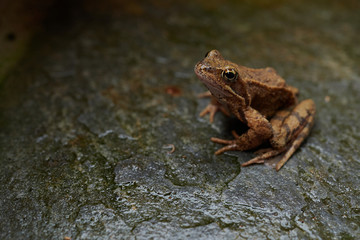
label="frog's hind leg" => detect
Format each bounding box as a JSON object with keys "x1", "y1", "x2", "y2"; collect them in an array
[
  {"x1": 241, "y1": 109, "x2": 291, "y2": 167},
  {"x1": 241, "y1": 99, "x2": 316, "y2": 170},
  {"x1": 274, "y1": 116, "x2": 314, "y2": 170}
]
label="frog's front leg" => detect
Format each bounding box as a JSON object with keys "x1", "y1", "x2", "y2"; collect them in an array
[
  {"x1": 243, "y1": 99, "x2": 316, "y2": 170},
  {"x1": 198, "y1": 91, "x2": 230, "y2": 122},
  {"x1": 211, "y1": 108, "x2": 273, "y2": 154}
]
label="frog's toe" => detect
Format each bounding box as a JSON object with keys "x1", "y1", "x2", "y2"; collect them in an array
[
  {"x1": 231, "y1": 130, "x2": 240, "y2": 138},
  {"x1": 197, "y1": 91, "x2": 212, "y2": 98},
  {"x1": 242, "y1": 148, "x2": 285, "y2": 167},
  {"x1": 210, "y1": 137, "x2": 234, "y2": 145},
  {"x1": 210, "y1": 137, "x2": 240, "y2": 154},
  {"x1": 254, "y1": 147, "x2": 273, "y2": 155},
  {"x1": 241, "y1": 157, "x2": 265, "y2": 167},
  {"x1": 214, "y1": 144, "x2": 239, "y2": 155},
  {"x1": 199, "y1": 104, "x2": 218, "y2": 123}
]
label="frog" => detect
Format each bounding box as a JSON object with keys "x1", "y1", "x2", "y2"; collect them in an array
[{"x1": 194, "y1": 50, "x2": 316, "y2": 171}]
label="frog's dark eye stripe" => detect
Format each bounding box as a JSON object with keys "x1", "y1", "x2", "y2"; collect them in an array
[
  {"x1": 205, "y1": 51, "x2": 211, "y2": 57},
  {"x1": 222, "y1": 68, "x2": 238, "y2": 82}
]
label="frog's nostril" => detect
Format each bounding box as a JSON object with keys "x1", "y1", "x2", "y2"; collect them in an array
[{"x1": 200, "y1": 65, "x2": 210, "y2": 71}]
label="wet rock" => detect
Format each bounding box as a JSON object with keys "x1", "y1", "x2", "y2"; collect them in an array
[{"x1": 1, "y1": 0, "x2": 359, "y2": 239}]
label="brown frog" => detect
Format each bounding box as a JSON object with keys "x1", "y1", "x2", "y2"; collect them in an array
[{"x1": 194, "y1": 50, "x2": 316, "y2": 171}]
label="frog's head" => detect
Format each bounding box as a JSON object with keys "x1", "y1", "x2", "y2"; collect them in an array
[{"x1": 194, "y1": 50, "x2": 249, "y2": 107}]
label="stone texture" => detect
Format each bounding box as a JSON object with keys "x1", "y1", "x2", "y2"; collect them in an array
[{"x1": 1, "y1": 0, "x2": 359, "y2": 239}]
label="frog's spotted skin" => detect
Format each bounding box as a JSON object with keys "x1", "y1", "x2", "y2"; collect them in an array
[{"x1": 195, "y1": 50, "x2": 316, "y2": 171}]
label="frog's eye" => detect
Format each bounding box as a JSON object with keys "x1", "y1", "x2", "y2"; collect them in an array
[{"x1": 222, "y1": 68, "x2": 238, "y2": 82}]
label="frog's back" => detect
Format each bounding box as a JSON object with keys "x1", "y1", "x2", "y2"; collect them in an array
[
  {"x1": 239, "y1": 66, "x2": 286, "y2": 87},
  {"x1": 239, "y1": 66, "x2": 297, "y2": 118}
]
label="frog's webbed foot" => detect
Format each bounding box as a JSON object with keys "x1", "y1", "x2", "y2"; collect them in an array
[
  {"x1": 211, "y1": 138, "x2": 238, "y2": 155},
  {"x1": 198, "y1": 92, "x2": 230, "y2": 123},
  {"x1": 211, "y1": 131, "x2": 245, "y2": 155},
  {"x1": 240, "y1": 147, "x2": 282, "y2": 166},
  {"x1": 241, "y1": 148, "x2": 285, "y2": 167},
  {"x1": 242, "y1": 137, "x2": 302, "y2": 171},
  {"x1": 199, "y1": 104, "x2": 220, "y2": 123}
]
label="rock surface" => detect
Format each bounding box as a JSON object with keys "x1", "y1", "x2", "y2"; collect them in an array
[{"x1": 1, "y1": 0, "x2": 359, "y2": 239}]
